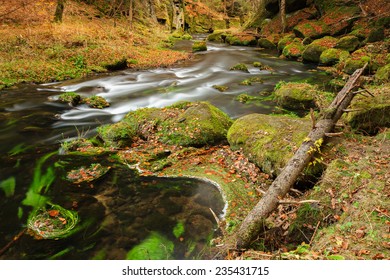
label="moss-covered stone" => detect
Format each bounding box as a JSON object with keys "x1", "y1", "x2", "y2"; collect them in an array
[
  {"x1": 302, "y1": 36, "x2": 338, "y2": 63},
  {"x1": 335, "y1": 35, "x2": 360, "y2": 52},
  {"x1": 192, "y1": 40, "x2": 207, "y2": 52},
  {"x1": 97, "y1": 121, "x2": 137, "y2": 148},
  {"x1": 367, "y1": 27, "x2": 385, "y2": 43},
  {"x1": 273, "y1": 82, "x2": 319, "y2": 110},
  {"x1": 207, "y1": 31, "x2": 226, "y2": 42},
  {"x1": 344, "y1": 85, "x2": 390, "y2": 134},
  {"x1": 83, "y1": 95, "x2": 110, "y2": 109},
  {"x1": 225, "y1": 34, "x2": 257, "y2": 46},
  {"x1": 320, "y1": 48, "x2": 350, "y2": 66},
  {"x1": 98, "y1": 102, "x2": 233, "y2": 148},
  {"x1": 375, "y1": 64, "x2": 390, "y2": 83},
  {"x1": 229, "y1": 63, "x2": 249, "y2": 72},
  {"x1": 293, "y1": 21, "x2": 330, "y2": 39},
  {"x1": 282, "y1": 41, "x2": 305, "y2": 60},
  {"x1": 227, "y1": 113, "x2": 311, "y2": 176},
  {"x1": 341, "y1": 49, "x2": 372, "y2": 75},
  {"x1": 212, "y1": 85, "x2": 229, "y2": 92},
  {"x1": 277, "y1": 34, "x2": 296, "y2": 52},
  {"x1": 58, "y1": 92, "x2": 81, "y2": 106},
  {"x1": 258, "y1": 38, "x2": 276, "y2": 49}
]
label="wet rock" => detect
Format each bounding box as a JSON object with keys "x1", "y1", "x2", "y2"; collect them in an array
[
  {"x1": 83, "y1": 95, "x2": 110, "y2": 109},
  {"x1": 225, "y1": 33, "x2": 257, "y2": 46},
  {"x1": 229, "y1": 63, "x2": 249, "y2": 72},
  {"x1": 367, "y1": 27, "x2": 385, "y2": 43}
]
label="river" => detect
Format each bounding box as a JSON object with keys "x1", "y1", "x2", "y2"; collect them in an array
[{"x1": 0, "y1": 39, "x2": 327, "y2": 259}]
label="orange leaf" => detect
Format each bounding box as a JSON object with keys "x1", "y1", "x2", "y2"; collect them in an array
[{"x1": 48, "y1": 210, "x2": 59, "y2": 217}]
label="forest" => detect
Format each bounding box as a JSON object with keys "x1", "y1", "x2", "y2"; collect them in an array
[{"x1": 0, "y1": 0, "x2": 389, "y2": 261}]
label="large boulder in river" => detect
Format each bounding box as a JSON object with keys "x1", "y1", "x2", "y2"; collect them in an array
[
  {"x1": 282, "y1": 39, "x2": 305, "y2": 59},
  {"x1": 227, "y1": 114, "x2": 314, "y2": 177},
  {"x1": 98, "y1": 102, "x2": 233, "y2": 148},
  {"x1": 319, "y1": 48, "x2": 350, "y2": 65}
]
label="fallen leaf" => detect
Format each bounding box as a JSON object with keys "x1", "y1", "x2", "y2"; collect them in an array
[
  {"x1": 48, "y1": 210, "x2": 59, "y2": 217},
  {"x1": 373, "y1": 253, "x2": 385, "y2": 260},
  {"x1": 355, "y1": 229, "x2": 365, "y2": 239}
]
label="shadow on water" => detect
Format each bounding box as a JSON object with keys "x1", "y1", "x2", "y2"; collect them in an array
[{"x1": 0, "y1": 40, "x2": 330, "y2": 259}]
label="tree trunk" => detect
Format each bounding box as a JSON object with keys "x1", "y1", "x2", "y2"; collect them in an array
[
  {"x1": 280, "y1": 0, "x2": 286, "y2": 33},
  {"x1": 236, "y1": 64, "x2": 367, "y2": 249},
  {"x1": 128, "y1": 0, "x2": 134, "y2": 28},
  {"x1": 54, "y1": 0, "x2": 65, "y2": 22}
]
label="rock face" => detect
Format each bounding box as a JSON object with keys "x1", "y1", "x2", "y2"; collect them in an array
[
  {"x1": 227, "y1": 113, "x2": 312, "y2": 177},
  {"x1": 98, "y1": 102, "x2": 233, "y2": 148}
]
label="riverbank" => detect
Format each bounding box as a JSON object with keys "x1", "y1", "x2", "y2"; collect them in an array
[{"x1": 0, "y1": 1, "x2": 190, "y2": 90}]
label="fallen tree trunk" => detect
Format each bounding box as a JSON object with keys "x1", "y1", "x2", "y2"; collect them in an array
[{"x1": 235, "y1": 64, "x2": 367, "y2": 249}]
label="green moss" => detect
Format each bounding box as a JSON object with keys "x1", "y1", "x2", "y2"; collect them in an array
[
  {"x1": 126, "y1": 232, "x2": 174, "y2": 260},
  {"x1": 258, "y1": 38, "x2": 276, "y2": 49},
  {"x1": 97, "y1": 121, "x2": 137, "y2": 148},
  {"x1": 239, "y1": 77, "x2": 264, "y2": 86},
  {"x1": 212, "y1": 85, "x2": 229, "y2": 92},
  {"x1": 320, "y1": 48, "x2": 349, "y2": 66},
  {"x1": 229, "y1": 63, "x2": 249, "y2": 72},
  {"x1": 227, "y1": 113, "x2": 311, "y2": 176},
  {"x1": 282, "y1": 42, "x2": 304, "y2": 60},
  {"x1": 82, "y1": 95, "x2": 110, "y2": 109},
  {"x1": 293, "y1": 21, "x2": 330, "y2": 39},
  {"x1": 192, "y1": 40, "x2": 207, "y2": 52},
  {"x1": 335, "y1": 35, "x2": 360, "y2": 52},
  {"x1": 375, "y1": 64, "x2": 390, "y2": 83},
  {"x1": 273, "y1": 82, "x2": 319, "y2": 110},
  {"x1": 302, "y1": 36, "x2": 338, "y2": 63},
  {"x1": 277, "y1": 34, "x2": 295, "y2": 52},
  {"x1": 58, "y1": 92, "x2": 81, "y2": 105}
]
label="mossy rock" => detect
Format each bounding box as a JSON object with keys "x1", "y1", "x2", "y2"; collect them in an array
[
  {"x1": 192, "y1": 40, "x2": 207, "y2": 52},
  {"x1": 293, "y1": 21, "x2": 330, "y2": 39},
  {"x1": 302, "y1": 36, "x2": 338, "y2": 63},
  {"x1": 212, "y1": 85, "x2": 229, "y2": 92},
  {"x1": 273, "y1": 82, "x2": 319, "y2": 110},
  {"x1": 282, "y1": 41, "x2": 305, "y2": 60},
  {"x1": 227, "y1": 113, "x2": 313, "y2": 177},
  {"x1": 229, "y1": 63, "x2": 249, "y2": 72},
  {"x1": 258, "y1": 38, "x2": 276, "y2": 49},
  {"x1": 83, "y1": 95, "x2": 110, "y2": 109},
  {"x1": 320, "y1": 48, "x2": 349, "y2": 66},
  {"x1": 335, "y1": 35, "x2": 360, "y2": 52},
  {"x1": 344, "y1": 86, "x2": 390, "y2": 134},
  {"x1": 98, "y1": 102, "x2": 232, "y2": 148},
  {"x1": 341, "y1": 49, "x2": 373, "y2": 75},
  {"x1": 225, "y1": 34, "x2": 257, "y2": 46},
  {"x1": 97, "y1": 121, "x2": 137, "y2": 148},
  {"x1": 375, "y1": 64, "x2": 390, "y2": 83},
  {"x1": 58, "y1": 92, "x2": 81, "y2": 106},
  {"x1": 277, "y1": 34, "x2": 296, "y2": 52},
  {"x1": 207, "y1": 31, "x2": 226, "y2": 42},
  {"x1": 367, "y1": 27, "x2": 385, "y2": 43}
]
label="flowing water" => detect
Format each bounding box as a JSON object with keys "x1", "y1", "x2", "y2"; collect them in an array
[{"x1": 0, "y1": 39, "x2": 328, "y2": 259}]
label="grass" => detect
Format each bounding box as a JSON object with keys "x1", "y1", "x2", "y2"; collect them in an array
[{"x1": 0, "y1": 1, "x2": 190, "y2": 90}]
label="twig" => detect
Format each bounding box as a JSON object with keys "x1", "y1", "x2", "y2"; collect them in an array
[
  {"x1": 309, "y1": 221, "x2": 321, "y2": 245},
  {"x1": 290, "y1": 188, "x2": 304, "y2": 195},
  {"x1": 362, "y1": 87, "x2": 375, "y2": 97},
  {"x1": 0, "y1": 228, "x2": 27, "y2": 257},
  {"x1": 256, "y1": 188, "x2": 266, "y2": 195},
  {"x1": 209, "y1": 208, "x2": 227, "y2": 236},
  {"x1": 279, "y1": 199, "x2": 320, "y2": 205},
  {"x1": 343, "y1": 108, "x2": 364, "y2": 112},
  {"x1": 325, "y1": 132, "x2": 344, "y2": 137},
  {"x1": 310, "y1": 108, "x2": 316, "y2": 129}
]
